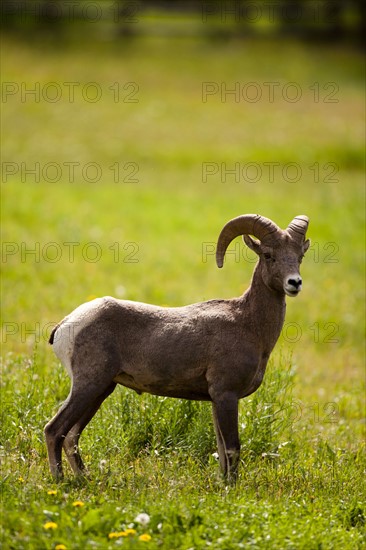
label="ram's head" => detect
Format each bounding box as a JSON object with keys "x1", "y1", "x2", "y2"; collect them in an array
[{"x1": 216, "y1": 214, "x2": 310, "y2": 297}]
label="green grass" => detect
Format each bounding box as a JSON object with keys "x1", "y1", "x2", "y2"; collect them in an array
[{"x1": 1, "y1": 34, "x2": 365, "y2": 549}]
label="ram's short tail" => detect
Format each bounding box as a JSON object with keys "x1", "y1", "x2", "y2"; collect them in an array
[{"x1": 49, "y1": 324, "x2": 60, "y2": 345}]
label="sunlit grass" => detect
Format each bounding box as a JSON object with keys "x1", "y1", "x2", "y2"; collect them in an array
[{"x1": 1, "y1": 34, "x2": 365, "y2": 549}]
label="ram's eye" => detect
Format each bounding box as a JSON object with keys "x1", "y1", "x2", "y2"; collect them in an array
[{"x1": 264, "y1": 253, "x2": 272, "y2": 260}]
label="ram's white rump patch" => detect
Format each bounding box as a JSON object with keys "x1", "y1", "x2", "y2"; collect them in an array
[{"x1": 51, "y1": 298, "x2": 106, "y2": 378}]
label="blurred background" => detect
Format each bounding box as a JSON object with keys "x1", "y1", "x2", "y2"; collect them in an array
[
  {"x1": 1, "y1": 1, "x2": 365, "y2": 397},
  {"x1": 2, "y1": 0, "x2": 366, "y2": 45},
  {"x1": 1, "y1": 4, "x2": 365, "y2": 544},
  {"x1": 0, "y1": 4, "x2": 366, "y2": 549}
]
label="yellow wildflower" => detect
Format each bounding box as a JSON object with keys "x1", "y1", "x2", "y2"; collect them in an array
[
  {"x1": 18, "y1": 476, "x2": 25, "y2": 483},
  {"x1": 108, "y1": 531, "x2": 127, "y2": 539},
  {"x1": 139, "y1": 534, "x2": 152, "y2": 542},
  {"x1": 72, "y1": 500, "x2": 84, "y2": 507},
  {"x1": 43, "y1": 521, "x2": 58, "y2": 530},
  {"x1": 125, "y1": 528, "x2": 137, "y2": 536},
  {"x1": 48, "y1": 489, "x2": 57, "y2": 495},
  {"x1": 55, "y1": 545, "x2": 67, "y2": 550}
]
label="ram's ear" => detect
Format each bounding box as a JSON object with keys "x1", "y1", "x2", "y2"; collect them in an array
[
  {"x1": 303, "y1": 238, "x2": 311, "y2": 254},
  {"x1": 243, "y1": 234, "x2": 262, "y2": 255}
]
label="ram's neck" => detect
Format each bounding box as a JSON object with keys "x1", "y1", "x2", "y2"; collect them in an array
[{"x1": 240, "y1": 262, "x2": 286, "y2": 352}]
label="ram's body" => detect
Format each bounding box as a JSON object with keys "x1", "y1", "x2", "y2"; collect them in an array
[
  {"x1": 45, "y1": 214, "x2": 310, "y2": 481},
  {"x1": 51, "y1": 286, "x2": 284, "y2": 401}
]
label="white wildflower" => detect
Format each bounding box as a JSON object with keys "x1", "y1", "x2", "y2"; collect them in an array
[
  {"x1": 99, "y1": 459, "x2": 107, "y2": 470},
  {"x1": 134, "y1": 513, "x2": 150, "y2": 527}
]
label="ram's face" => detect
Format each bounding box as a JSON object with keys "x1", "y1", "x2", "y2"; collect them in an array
[{"x1": 244, "y1": 234, "x2": 310, "y2": 297}]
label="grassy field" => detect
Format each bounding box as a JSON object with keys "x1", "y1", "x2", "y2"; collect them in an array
[{"x1": 1, "y1": 33, "x2": 365, "y2": 549}]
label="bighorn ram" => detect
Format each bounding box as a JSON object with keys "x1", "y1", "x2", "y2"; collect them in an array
[{"x1": 45, "y1": 214, "x2": 310, "y2": 481}]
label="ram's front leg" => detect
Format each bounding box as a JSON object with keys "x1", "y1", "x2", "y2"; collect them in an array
[{"x1": 211, "y1": 391, "x2": 240, "y2": 483}]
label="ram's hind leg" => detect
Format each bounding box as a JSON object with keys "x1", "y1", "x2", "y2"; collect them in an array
[
  {"x1": 45, "y1": 381, "x2": 115, "y2": 479},
  {"x1": 63, "y1": 382, "x2": 116, "y2": 475},
  {"x1": 45, "y1": 388, "x2": 86, "y2": 479}
]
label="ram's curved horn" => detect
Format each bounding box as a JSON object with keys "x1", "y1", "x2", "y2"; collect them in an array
[
  {"x1": 286, "y1": 215, "x2": 309, "y2": 243},
  {"x1": 216, "y1": 214, "x2": 281, "y2": 268}
]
